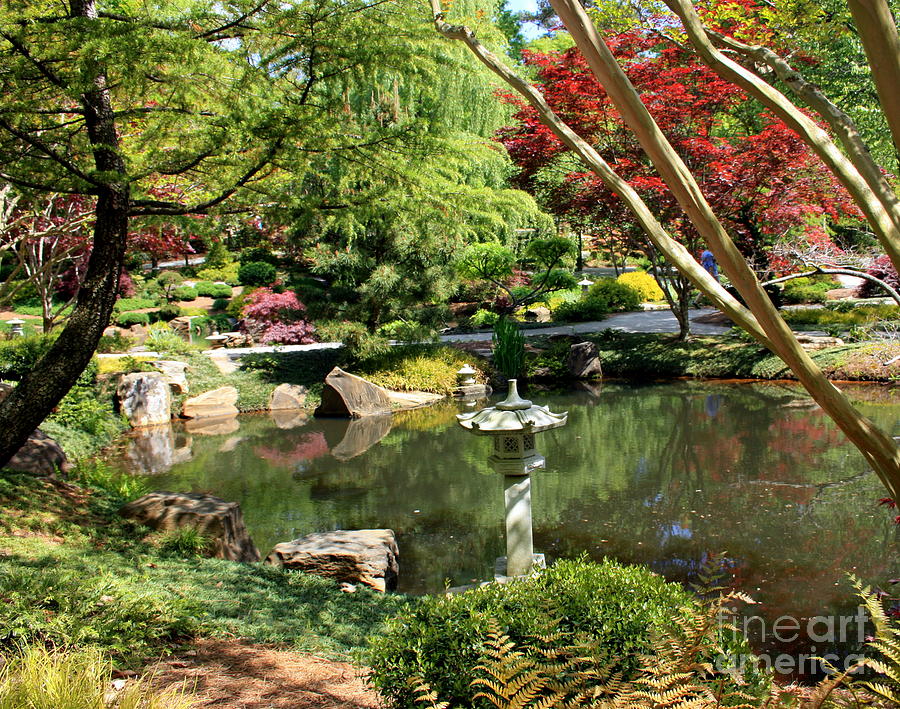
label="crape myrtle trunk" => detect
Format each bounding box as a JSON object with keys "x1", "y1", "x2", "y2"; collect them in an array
[{"x1": 0, "y1": 0, "x2": 129, "y2": 470}]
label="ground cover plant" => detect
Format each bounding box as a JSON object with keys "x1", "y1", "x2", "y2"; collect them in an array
[
  {"x1": 0, "y1": 469, "x2": 413, "y2": 666},
  {"x1": 354, "y1": 345, "x2": 488, "y2": 395}
]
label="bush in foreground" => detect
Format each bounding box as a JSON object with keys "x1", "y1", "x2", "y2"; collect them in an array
[{"x1": 366, "y1": 558, "x2": 753, "y2": 709}]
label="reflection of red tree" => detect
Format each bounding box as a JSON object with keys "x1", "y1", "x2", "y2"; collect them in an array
[
  {"x1": 254, "y1": 432, "x2": 328, "y2": 467},
  {"x1": 763, "y1": 413, "x2": 845, "y2": 481}
]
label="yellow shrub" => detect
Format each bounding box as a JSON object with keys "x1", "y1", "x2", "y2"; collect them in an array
[{"x1": 617, "y1": 271, "x2": 664, "y2": 302}]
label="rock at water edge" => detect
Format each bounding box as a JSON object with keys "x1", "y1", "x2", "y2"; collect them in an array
[
  {"x1": 269, "y1": 383, "x2": 308, "y2": 410},
  {"x1": 566, "y1": 341, "x2": 603, "y2": 380},
  {"x1": 264, "y1": 529, "x2": 399, "y2": 592},
  {"x1": 182, "y1": 386, "x2": 239, "y2": 419},
  {"x1": 313, "y1": 367, "x2": 392, "y2": 418},
  {"x1": 117, "y1": 372, "x2": 172, "y2": 427},
  {"x1": 120, "y1": 491, "x2": 259, "y2": 563}
]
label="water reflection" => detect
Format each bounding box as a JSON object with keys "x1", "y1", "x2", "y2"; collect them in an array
[{"x1": 110, "y1": 381, "x2": 900, "y2": 675}]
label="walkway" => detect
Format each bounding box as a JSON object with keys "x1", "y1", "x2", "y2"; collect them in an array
[{"x1": 439, "y1": 307, "x2": 731, "y2": 343}]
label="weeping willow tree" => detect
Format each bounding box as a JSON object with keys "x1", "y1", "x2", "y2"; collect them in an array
[{"x1": 276, "y1": 2, "x2": 555, "y2": 329}]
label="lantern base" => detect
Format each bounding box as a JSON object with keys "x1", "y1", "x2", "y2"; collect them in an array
[{"x1": 494, "y1": 553, "x2": 546, "y2": 581}]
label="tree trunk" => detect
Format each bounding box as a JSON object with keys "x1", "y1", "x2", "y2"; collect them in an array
[{"x1": 0, "y1": 0, "x2": 129, "y2": 469}]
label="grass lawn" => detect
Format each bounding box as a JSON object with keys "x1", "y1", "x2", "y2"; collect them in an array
[{"x1": 0, "y1": 470, "x2": 413, "y2": 667}]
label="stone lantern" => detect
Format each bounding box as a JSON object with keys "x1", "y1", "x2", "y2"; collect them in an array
[
  {"x1": 205, "y1": 330, "x2": 228, "y2": 349},
  {"x1": 5, "y1": 319, "x2": 25, "y2": 337},
  {"x1": 456, "y1": 363, "x2": 477, "y2": 387},
  {"x1": 578, "y1": 277, "x2": 594, "y2": 293},
  {"x1": 457, "y1": 380, "x2": 567, "y2": 577}
]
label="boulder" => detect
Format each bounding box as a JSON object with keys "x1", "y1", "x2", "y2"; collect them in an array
[
  {"x1": 264, "y1": 529, "x2": 399, "y2": 592},
  {"x1": 120, "y1": 491, "x2": 259, "y2": 563},
  {"x1": 150, "y1": 360, "x2": 190, "y2": 394},
  {"x1": 566, "y1": 341, "x2": 603, "y2": 380},
  {"x1": 796, "y1": 334, "x2": 844, "y2": 350},
  {"x1": 117, "y1": 372, "x2": 172, "y2": 427},
  {"x1": 384, "y1": 389, "x2": 444, "y2": 411},
  {"x1": 269, "y1": 383, "x2": 308, "y2": 410},
  {"x1": 523, "y1": 306, "x2": 552, "y2": 323},
  {"x1": 313, "y1": 367, "x2": 392, "y2": 418},
  {"x1": 182, "y1": 386, "x2": 239, "y2": 419},
  {"x1": 0, "y1": 386, "x2": 70, "y2": 476}
]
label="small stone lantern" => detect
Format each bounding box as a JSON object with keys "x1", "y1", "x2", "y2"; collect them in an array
[
  {"x1": 5, "y1": 318, "x2": 25, "y2": 337},
  {"x1": 457, "y1": 363, "x2": 477, "y2": 387},
  {"x1": 457, "y1": 380, "x2": 567, "y2": 577},
  {"x1": 205, "y1": 330, "x2": 228, "y2": 349},
  {"x1": 578, "y1": 277, "x2": 594, "y2": 293}
]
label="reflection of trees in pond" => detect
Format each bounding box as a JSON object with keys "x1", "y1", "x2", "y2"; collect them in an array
[{"x1": 113, "y1": 382, "x2": 899, "y2": 615}]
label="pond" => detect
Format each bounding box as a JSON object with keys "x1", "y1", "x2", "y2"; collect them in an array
[{"x1": 109, "y1": 380, "x2": 900, "y2": 676}]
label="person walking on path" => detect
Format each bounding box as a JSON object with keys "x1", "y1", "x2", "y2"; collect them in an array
[{"x1": 700, "y1": 248, "x2": 718, "y2": 282}]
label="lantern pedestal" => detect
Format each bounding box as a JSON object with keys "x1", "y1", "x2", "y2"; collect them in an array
[{"x1": 457, "y1": 380, "x2": 566, "y2": 581}]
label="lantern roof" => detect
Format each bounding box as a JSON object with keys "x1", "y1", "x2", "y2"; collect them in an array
[
  {"x1": 457, "y1": 379, "x2": 567, "y2": 435},
  {"x1": 577, "y1": 277, "x2": 594, "y2": 286}
]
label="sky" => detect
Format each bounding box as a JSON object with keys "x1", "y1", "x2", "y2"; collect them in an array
[{"x1": 504, "y1": 0, "x2": 545, "y2": 41}]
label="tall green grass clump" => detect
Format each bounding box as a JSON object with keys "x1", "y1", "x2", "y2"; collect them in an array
[
  {"x1": 493, "y1": 316, "x2": 525, "y2": 379},
  {"x1": 0, "y1": 644, "x2": 195, "y2": 709}
]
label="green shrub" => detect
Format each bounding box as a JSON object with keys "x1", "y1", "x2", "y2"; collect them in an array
[
  {"x1": 781, "y1": 275, "x2": 836, "y2": 304},
  {"x1": 552, "y1": 296, "x2": 610, "y2": 322},
  {"x1": 173, "y1": 285, "x2": 198, "y2": 301},
  {"x1": 95, "y1": 330, "x2": 133, "y2": 354},
  {"x1": 588, "y1": 278, "x2": 642, "y2": 311},
  {"x1": 237, "y1": 260, "x2": 276, "y2": 287},
  {"x1": 0, "y1": 333, "x2": 57, "y2": 379},
  {"x1": 357, "y1": 345, "x2": 485, "y2": 395},
  {"x1": 190, "y1": 313, "x2": 233, "y2": 335},
  {"x1": 0, "y1": 644, "x2": 197, "y2": 709},
  {"x1": 493, "y1": 316, "x2": 525, "y2": 378},
  {"x1": 617, "y1": 270, "x2": 664, "y2": 301},
  {"x1": 366, "y1": 558, "x2": 729, "y2": 709},
  {"x1": 196, "y1": 262, "x2": 240, "y2": 285},
  {"x1": 225, "y1": 288, "x2": 256, "y2": 318},
  {"x1": 156, "y1": 303, "x2": 181, "y2": 321},
  {"x1": 113, "y1": 296, "x2": 158, "y2": 312},
  {"x1": 194, "y1": 281, "x2": 232, "y2": 298},
  {"x1": 239, "y1": 246, "x2": 279, "y2": 266},
  {"x1": 144, "y1": 323, "x2": 194, "y2": 355},
  {"x1": 468, "y1": 309, "x2": 499, "y2": 328},
  {"x1": 115, "y1": 311, "x2": 151, "y2": 327},
  {"x1": 211, "y1": 297, "x2": 230, "y2": 311},
  {"x1": 316, "y1": 320, "x2": 389, "y2": 358}
]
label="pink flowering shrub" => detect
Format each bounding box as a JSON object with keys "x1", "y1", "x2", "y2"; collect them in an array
[{"x1": 240, "y1": 288, "x2": 316, "y2": 344}]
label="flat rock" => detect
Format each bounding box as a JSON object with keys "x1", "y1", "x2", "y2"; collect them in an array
[
  {"x1": 117, "y1": 372, "x2": 172, "y2": 427},
  {"x1": 264, "y1": 529, "x2": 398, "y2": 592},
  {"x1": 314, "y1": 367, "x2": 392, "y2": 418},
  {"x1": 796, "y1": 334, "x2": 844, "y2": 350},
  {"x1": 120, "y1": 491, "x2": 259, "y2": 563},
  {"x1": 566, "y1": 341, "x2": 603, "y2": 379},
  {"x1": 269, "y1": 383, "x2": 308, "y2": 410},
  {"x1": 182, "y1": 386, "x2": 239, "y2": 419},
  {"x1": 523, "y1": 306, "x2": 551, "y2": 323},
  {"x1": 384, "y1": 389, "x2": 444, "y2": 411},
  {"x1": 150, "y1": 360, "x2": 190, "y2": 394}
]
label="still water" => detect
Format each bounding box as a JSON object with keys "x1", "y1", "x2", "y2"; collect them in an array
[{"x1": 110, "y1": 380, "x2": 899, "y2": 668}]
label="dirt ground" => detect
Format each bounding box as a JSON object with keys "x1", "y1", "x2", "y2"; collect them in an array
[{"x1": 147, "y1": 639, "x2": 381, "y2": 709}]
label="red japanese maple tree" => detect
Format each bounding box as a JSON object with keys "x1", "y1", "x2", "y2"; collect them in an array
[{"x1": 499, "y1": 30, "x2": 862, "y2": 333}]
